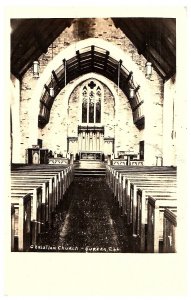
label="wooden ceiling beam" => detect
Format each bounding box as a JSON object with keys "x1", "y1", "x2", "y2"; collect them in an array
[
  {"x1": 91, "y1": 45, "x2": 95, "y2": 71},
  {"x1": 126, "y1": 71, "x2": 133, "y2": 82},
  {"x1": 11, "y1": 18, "x2": 176, "y2": 81},
  {"x1": 147, "y1": 45, "x2": 172, "y2": 75},
  {"x1": 118, "y1": 18, "x2": 175, "y2": 78},
  {"x1": 52, "y1": 70, "x2": 61, "y2": 88},
  {"x1": 114, "y1": 19, "x2": 144, "y2": 54},
  {"x1": 76, "y1": 50, "x2": 82, "y2": 70}
]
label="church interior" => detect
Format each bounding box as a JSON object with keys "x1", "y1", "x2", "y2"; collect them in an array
[{"x1": 10, "y1": 17, "x2": 178, "y2": 253}]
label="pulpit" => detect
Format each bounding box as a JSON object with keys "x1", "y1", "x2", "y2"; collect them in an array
[{"x1": 26, "y1": 147, "x2": 48, "y2": 164}]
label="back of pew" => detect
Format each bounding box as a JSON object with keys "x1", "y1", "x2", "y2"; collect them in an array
[
  {"x1": 11, "y1": 167, "x2": 73, "y2": 229},
  {"x1": 112, "y1": 169, "x2": 176, "y2": 198},
  {"x1": 11, "y1": 193, "x2": 31, "y2": 251},
  {"x1": 11, "y1": 188, "x2": 42, "y2": 245},
  {"x1": 11, "y1": 171, "x2": 60, "y2": 206},
  {"x1": 132, "y1": 183, "x2": 175, "y2": 223},
  {"x1": 147, "y1": 196, "x2": 177, "y2": 253},
  {"x1": 121, "y1": 175, "x2": 176, "y2": 211},
  {"x1": 135, "y1": 188, "x2": 176, "y2": 252},
  {"x1": 11, "y1": 181, "x2": 49, "y2": 227},
  {"x1": 11, "y1": 177, "x2": 54, "y2": 228},
  {"x1": 163, "y1": 208, "x2": 177, "y2": 253},
  {"x1": 11, "y1": 165, "x2": 74, "y2": 190},
  {"x1": 11, "y1": 173, "x2": 57, "y2": 211},
  {"x1": 114, "y1": 172, "x2": 175, "y2": 194},
  {"x1": 120, "y1": 173, "x2": 176, "y2": 205},
  {"x1": 116, "y1": 171, "x2": 176, "y2": 199},
  {"x1": 124, "y1": 179, "x2": 176, "y2": 224},
  {"x1": 11, "y1": 205, "x2": 15, "y2": 251},
  {"x1": 106, "y1": 165, "x2": 176, "y2": 189},
  {"x1": 11, "y1": 166, "x2": 73, "y2": 202}
]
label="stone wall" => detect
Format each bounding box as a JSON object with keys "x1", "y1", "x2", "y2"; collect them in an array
[
  {"x1": 10, "y1": 75, "x2": 21, "y2": 163},
  {"x1": 163, "y1": 75, "x2": 176, "y2": 166},
  {"x1": 39, "y1": 77, "x2": 140, "y2": 158}
]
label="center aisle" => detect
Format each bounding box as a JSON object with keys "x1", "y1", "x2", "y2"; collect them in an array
[{"x1": 37, "y1": 176, "x2": 136, "y2": 253}]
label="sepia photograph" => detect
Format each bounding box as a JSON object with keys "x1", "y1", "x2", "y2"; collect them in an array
[
  {"x1": 10, "y1": 16, "x2": 177, "y2": 254},
  {"x1": 3, "y1": 1, "x2": 190, "y2": 297}
]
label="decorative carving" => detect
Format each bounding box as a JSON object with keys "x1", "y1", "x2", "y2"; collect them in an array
[
  {"x1": 48, "y1": 158, "x2": 69, "y2": 165},
  {"x1": 112, "y1": 160, "x2": 127, "y2": 166},
  {"x1": 129, "y1": 160, "x2": 144, "y2": 166},
  {"x1": 78, "y1": 125, "x2": 104, "y2": 133}
]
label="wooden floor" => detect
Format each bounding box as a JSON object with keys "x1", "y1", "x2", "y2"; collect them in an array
[{"x1": 34, "y1": 176, "x2": 137, "y2": 253}]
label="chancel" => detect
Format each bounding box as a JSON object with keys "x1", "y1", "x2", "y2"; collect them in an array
[{"x1": 10, "y1": 17, "x2": 178, "y2": 253}]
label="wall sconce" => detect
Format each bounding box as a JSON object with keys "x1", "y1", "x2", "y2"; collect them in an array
[
  {"x1": 145, "y1": 61, "x2": 152, "y2": 79},
  {"x1": 33, "y1": 61, "x2": 39, "y2": 78}
]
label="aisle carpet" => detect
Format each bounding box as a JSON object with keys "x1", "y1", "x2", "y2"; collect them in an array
[{"x1": 36, "y1": 176, "x2": 137, "y2": 252}]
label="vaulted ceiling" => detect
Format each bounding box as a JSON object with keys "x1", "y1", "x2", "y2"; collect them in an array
[
  {"x1": 11, "y1": 18, "x2": 176, "y2": 81},
  {"x1": 11, "y1": 17, "x2": 176, "y2": 130},
  {"x1": 38, "y1": 45, "x2": 144, "y2": 129}
]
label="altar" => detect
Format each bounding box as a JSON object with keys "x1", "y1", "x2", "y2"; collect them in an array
[{"x1": 79, "y1": 151, "x2": 103, "y2": 160}]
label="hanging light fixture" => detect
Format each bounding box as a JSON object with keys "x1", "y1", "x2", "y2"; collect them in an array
[
  {"x1": 145, "y1": 61, "x2": 152, "y2": 79},
  {"x1": 49, "y1": 42, "x2": 54, "y2": 97},
  {"x1": 49, "y1": 85, "x2": 54, "y2": 97},
  {"x1": 129, "y1": 88, "x2": 135, "y2": 99},
  {"x1": 145, "y1": 29, "x2": 152, "y2": 80},
  {"x1": 33, "y1": 61, "x2": 39, "y2": 78}
]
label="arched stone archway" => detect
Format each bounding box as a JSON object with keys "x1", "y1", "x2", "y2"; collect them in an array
[{"x1": 30, "y1": 38, "x2": 149, "y2": 143}]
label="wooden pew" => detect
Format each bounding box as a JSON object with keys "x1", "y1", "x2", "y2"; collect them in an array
[
  {"x1": 163, "y1": 208, "x2": 177, "y2": 253},
  {"x1": 105, "y1": 165, "x2": 177, "y2": 253},
  {"x1": 11, "y1": 204, "x2": 15, "y2": 251},
  {"x1": 11, "y1": 165, "x2": 73, "y2": 202},
  {"x1": 11, "y1": 164, "x2": 73, "y2": 225},
  {"x1": 11, "y1": 193, "x2": 31, "y2": 251},
  {"x1": 11, "y1": 181, "x2": 50, "y2": 227},
  {"x1": 147, "y1": 196, "x2": 177, "y2": 253},
  {"x1": 128, "y1": 179, "x2": 175, "y2": 218},
  {"x1": 10, "y1": 164, "x2": 74, "y2": 251},
  {"x1": 11, "y1": 178, "x2": 52, "y2": 228},
  {"x1": 121, "y1": 174, "x2": 176, "y2": 215},
  {"x1": 13, "y1": 166, "x2": 63, "y2": 195},
  {"x1": 135, "y1": 188, "x2": 176, "y2": 252},
  {"x1": 11, "y1": 164, "x2": 74, "y2": 191},
  {"x1": 11, "y1": 173, "x2": 57, "y2": 212},
  {"x1": 106, "y1": 165, "x2": 176, "y2": 196},
  {"x1": 11, "y1": 187, "x2": 42, "y2": 245},
  {"x1": 120, "y1": 174, "x2": 176, "y2": 220},
  {"x1": 119, "y1": 171, "x2": 176, "y2": 201},
  {"x1": 11, "y1": 171, "x2": 60, "y2": 207},
  {"x1": 115, "y1": 169, "x2": 176, "y2": 200}
]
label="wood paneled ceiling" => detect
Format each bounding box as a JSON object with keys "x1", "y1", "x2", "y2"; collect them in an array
[
  {"x1": 38, "y1": 45, "x2": 144, "y2": 129},
  {"x1": 11, "y1": 18, "x2": 176, "y2": 81}
]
